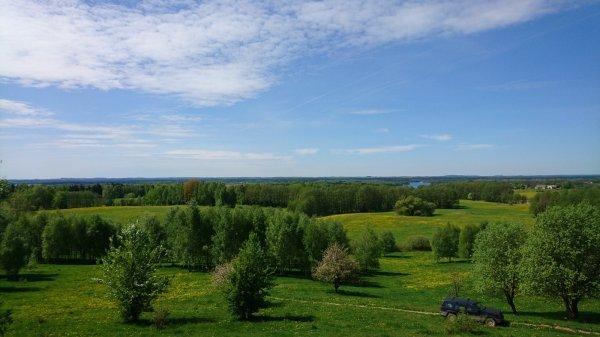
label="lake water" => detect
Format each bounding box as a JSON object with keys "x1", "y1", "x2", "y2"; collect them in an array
[{"x1": 408, "y1": 181, "x2": 430, "y2": 188}]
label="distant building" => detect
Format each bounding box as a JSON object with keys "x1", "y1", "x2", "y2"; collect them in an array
[{"x1": 535, "y1": 184, "x2": 558, "y2": 190}]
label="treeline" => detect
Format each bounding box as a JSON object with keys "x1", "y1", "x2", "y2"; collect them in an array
[
  {"x1": 529, "y1": 186, "x2": 600, "y2": 215},
  {"x1": 0, "y1": 204, "x2": 355, "y2": 273},
  {"x1": 3, "y1": 179, "x2": 536, "y2": 216}
]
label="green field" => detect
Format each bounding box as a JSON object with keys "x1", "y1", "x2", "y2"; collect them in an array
[{"x1": 5, "y1": 200, "x2": 598, "y2": 336}]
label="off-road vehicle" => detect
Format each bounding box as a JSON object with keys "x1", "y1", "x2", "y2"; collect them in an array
[{"x1": 440, "y1": 297, "x2": 505, "y2": 327}]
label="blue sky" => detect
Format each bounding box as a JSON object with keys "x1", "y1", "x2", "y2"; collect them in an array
[{"x1": 0, "y1": 0, "x2": 599, "y2": 179}]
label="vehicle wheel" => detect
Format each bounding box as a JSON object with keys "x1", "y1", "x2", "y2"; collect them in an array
[
  {"x1": 484, "y1": 318, "x2": 496, "y2": 327},
  {"x1": 446, "y1": 313, "x2": 457, "y2": 322}
]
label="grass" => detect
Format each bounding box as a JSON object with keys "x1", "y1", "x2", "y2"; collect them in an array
[
  {"x1": 9, "y1": 200, "x2": 596, "y2": 336},
  {"x1": 46, "y1": 205, "x2": 176, "y2": 224},
  {"x1": 324, "y1": 200, "x2": 534, "y2": 241}
]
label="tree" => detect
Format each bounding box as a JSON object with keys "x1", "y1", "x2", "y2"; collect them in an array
[
  {"x1": 97, "y1": 224, "x2": 169, "y2": 322},
  {"x1": 379, "y1": 231, "x2": 396, "y2": 253},
  {"x1": 41, "y1": 216, "x2": 72, "y2": 261},
  {"x1": 0, "y1": 222, "x2": 29, "y2": 280},
  {"x1": 458, "y1": 224, "x2": 481, "y2": 259},
  {"x1": 353, "y1": 228, "x2": 382, "y2": 272},
  {"x1": 313, "y1": 243, "x2": 358, "y2": 292},
  {"x1": 431, "y1": 223, "x2": 460, "y2": 262},
  {"x1": 217, "y1": 233, "x2": 274, "y2": 320},
  {"x1": 182, "y1": 179, "x2": 199, "y2": 202},
  {"x1": 472, "y1": 223, "x2": 526, "y2": 314},
  {"x1": 521, "y1": 204, "x2": 600, "y2": 319},
  {"x1": 394, "y1": 196, "x2": 435, "y2": 216}
]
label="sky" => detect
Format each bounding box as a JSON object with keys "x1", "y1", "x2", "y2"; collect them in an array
[{"x1": 0, "y1": 0, "x2": 599, "y2": 179}]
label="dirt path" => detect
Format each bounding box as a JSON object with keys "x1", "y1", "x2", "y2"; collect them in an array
[{"x1": 270, "y1": 296, "x2": 600, "y2": 336}]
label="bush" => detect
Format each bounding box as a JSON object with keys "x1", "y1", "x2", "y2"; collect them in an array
[
  {"x1": 402, "y1": 236, "x2": 431, "y2": 251},
  {"x1": 312, "y1": 243, "x2": 358, "y2": 292},
  {"x1": 394, "y1": 196, "x2": 435, "y2": 216},
  {"x1": 432, "y1": 223, "x2": 460, "y2": 262},
  {"x1": 379, "y1": 231, "x2": 396, "y2": 253},
  {"x1": 97, "y1": 224, "x2": 170, "y2": 322},
  {"x1": 444, "y1": 313, "x2": 480, "y2": 334},
  {"x1": 217, "y1": 233, "x2": 274, "y2": 320},
  {"x1": 353, "y1": 228, "x2": 382, "y2": 272}
]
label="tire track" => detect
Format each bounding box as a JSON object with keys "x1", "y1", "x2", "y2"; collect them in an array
[{"x1": 269, "y1": 296, "x2": 600, "y2": 336}]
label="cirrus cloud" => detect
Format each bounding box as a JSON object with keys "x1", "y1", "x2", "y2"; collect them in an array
[{"x1": 0, "y1": 0, "x2": 570, "y2": 106}]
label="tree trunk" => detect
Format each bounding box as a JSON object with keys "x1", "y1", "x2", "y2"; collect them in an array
[
  {"x1": 563, "y1": 297, "x2": 579, "y2": 319},
  {"x1": 504, "y1": 291, "x2": 517, "y2": 315},
  {"x1": 334, "y1": 282, "x2": 339, "y2": 293}
]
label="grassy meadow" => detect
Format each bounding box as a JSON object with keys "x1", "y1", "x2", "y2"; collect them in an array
[{"x1": 4, "y1": 200, "x2": 598, "y2": 336}]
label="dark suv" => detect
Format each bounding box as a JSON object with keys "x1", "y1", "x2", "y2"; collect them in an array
[{"x1": 440, "y1": 297, "x2": 505, "y2": 327}]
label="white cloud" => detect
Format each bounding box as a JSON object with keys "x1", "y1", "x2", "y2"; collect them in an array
[
  {"x1": 165, "y1": 149, "x2": 289, "y2": 161},
  {"x1": 421, "y1": 133, "x2": 453, "y2": 141},
  {"x1": 0, "y1": 99, "x2": 52, "y2": 116},
  {"x1": 456, "y1": 143, "x2": 494, "y2": 150},
  {"x1": 0, "y1": 0, "x2": 569, "y2": 106},
  {"x1": 344, "y1": 144, "x2": 422, "y2": 155},
  {"x1": 295, "y1": 148, "x2": 319, "y2": 155},
  {"x1": 375, "y1": 128, "x2": 390, "y2": 133},
  {"x1": 481, "y1": 80, "x2": 555, "y2": 91}
]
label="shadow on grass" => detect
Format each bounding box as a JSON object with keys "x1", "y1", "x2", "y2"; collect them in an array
[
  {"x1": 249, "y1": 314, "x2": 314, "y2": 322},
  {"x1": 332, "y1": 289, "x2": 379, "y2": 298},
  {"x1": 0, "y1": 286, "x2": 42, "y2": 292},
  {"x1": 0, "y1": 273, "x2": 58, "y2": 282},
  {"x1": 383, "y1": 254, "x2": 411, "y2": 259},
  {"x1": 133, "y1": 316, "x2": 216, "y2": 327},
  {"x1": 350, "y1": 280, "x2": 383, "y2": 288},
  {"x1": 518, "y1": 311, "x2": 600, "y2": 325},
  {"x1": 369, "y1": 270, "x2": 409, "y2": 277}
]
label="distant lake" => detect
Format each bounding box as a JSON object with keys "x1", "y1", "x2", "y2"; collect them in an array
[{"x1": 408, "y1": 181, "x2": 430, "y2": 188}]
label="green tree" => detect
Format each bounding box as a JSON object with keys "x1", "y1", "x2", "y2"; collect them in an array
[
  {"x1": 379, "y1": 230, "x2": 396, "y2": 253},
  {"x1": 394, "y1": 196, "x2": 435, "y2": 216},
  {"x1": 472, "y1": 223, "x2": 526, "y2": 314},
  {"x1": 313, "y1": 243, "x2": 358, "y2": 292},
  {"x1": 41, "y1": 215, "x2": 72, "y2": 261},
  {"x1": 353, "y1": 228, "x2": 382, "y2": 272},
  {"x1": 0, "y1": 222, "x2": 29, "y2": 280},
  {"x1": 431, "y1": 223, "x2": 460, "y2": 262},
  {"x1": 266, "y1": 211, "x2": 308, "y2": 273},
  {"x1": 97, "y1": 224, "x2": 169, "y2": 322},
  {"x1": 521, "y1": 204, "x2": 600, "y2": 319},
  {"x1": 218, "y1": 233, "x2": 274, "y2": 320},
  {"x1": 458, "y1": 224, "x2": 481, "y2": 259}
]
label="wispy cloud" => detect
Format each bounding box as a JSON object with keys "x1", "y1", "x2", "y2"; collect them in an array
[
  {"x1": 165, "y1": 149, "x2": 289, "y2": 161},
  {"x1": 456, "y1": 143, "x2": 494, "y2": 150},
  {"x1": 421, "y1": 133, "x2": 453, "y2": 141},
  {"x1": 0, "y1": 0, "x2": 569, "y2": 106},
  {"x1": 0, "y1": 99, "x2": 52, "y2": 116},
  {"x1": 344, "y1": 144, "x2": 422, "y2": 155},
  {"x1": 295, "y1": 148, "x2": 319, "y2": 155},
  {"x1": 480, "y1": 80, "x2": 555, "y2": 91},
  {"x1": 375, "y1": 128, "x2": 390, "y2": 133},
  {"x1": 347, "y1": 109, "x2": 393, "y2": 116}
]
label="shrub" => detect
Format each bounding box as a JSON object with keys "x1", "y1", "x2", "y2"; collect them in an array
[
  {"x1": 431, "y1": 223, "x2": 460, "y2": 262},
  {"x1": 97, "y1": 224, "x2": 170, "y2": 322},
  {"x1": 379, "y1": 231, "x2": 396, "y2": 253},
  {"x1": 153, "y1": 309, "x2": 169, "y2": 330},
  {"x1": 403, "y1": 236, "x2": 431, "y2": 251},
  {"x1": 444, "y1": 313, "x2": 480, "y2": 335},
  {"x1": 312, "y1": 243, "x2": 358, "y2": 292},
  {"x1": 353, "y1": 228, "x2": 382, "y2": 272},
  {"x1": 0, "y1": 222, "x2": 30, "y2": 280},
  {"x1": 458, "y1": 224, "x2": 481, "y2": 259},
  {"x1": 218, "y1": 233, "x2": 274, "y2": 320},
  {"x1": 394, "y1": 196, "x2": 435, "y2": 216}
]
